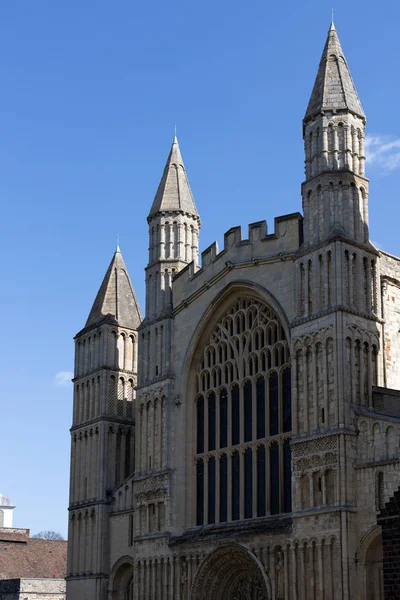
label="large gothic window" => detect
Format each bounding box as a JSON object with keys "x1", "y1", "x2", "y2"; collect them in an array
[{"x1": 195, "y1": 296, "x2": 292, "y2": 525}]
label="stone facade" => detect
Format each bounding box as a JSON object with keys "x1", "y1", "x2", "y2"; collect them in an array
[
  {"x1": 0, "y1": 579, "x2": 66, "y2": 600},
  {"x1": 67, "y1": 22, "x2": 400, "y2": 600}
]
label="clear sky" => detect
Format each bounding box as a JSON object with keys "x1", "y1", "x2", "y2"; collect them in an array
[{"x1": 1, "y1": 0, "x2": 400, "y2": 537}]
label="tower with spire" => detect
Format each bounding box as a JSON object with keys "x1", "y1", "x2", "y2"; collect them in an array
[
  {"x1": 66, "y1": 247, "x2": 142, "y2": 599},
  {"x1": 291, "y1": 22, "x2": 380, "y2": 596},
  {"x1": 134, "y1": 136, "x2": 201, "y2": 537}
]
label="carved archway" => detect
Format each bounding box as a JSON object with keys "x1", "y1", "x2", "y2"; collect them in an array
[
  {"x1": 109, "y1": 557, "x2": 134, "y2": 600},
  {"x1": 356, "y1": 526, "x2": 383, "y2": 600},
  {"x1": 191, "y1": 544, "x2": 271, "y2": 600}
]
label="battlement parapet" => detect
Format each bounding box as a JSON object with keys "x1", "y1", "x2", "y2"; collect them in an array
[{"x1": 173, "y1": 212, "x2": 303, "y2": 304}]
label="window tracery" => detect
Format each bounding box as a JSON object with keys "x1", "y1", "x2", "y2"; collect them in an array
[{"x1": 195, "y1": 296, "x2": 292, "y2": 526}]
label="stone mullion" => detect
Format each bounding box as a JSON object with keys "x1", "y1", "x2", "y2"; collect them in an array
[
  {"x1": 227, "y1": 387, "x2": 232, "y2": 447},
  {"x1": 239, "y1": 383, "x2": 244, "y2": 444},
  {"x1": 265, "y1": 375, "x2": 270, "y2": 439}
]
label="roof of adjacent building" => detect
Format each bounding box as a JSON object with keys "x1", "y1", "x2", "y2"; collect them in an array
[
  {"x1": 85, "y1": 247, "x2": 142, "y2": 330},
  {"x1": 305, "y1": 22, "x2": 365, "y2": 121},
  {"x1": 0, "y1": 495, "x2": 14, "y2": 508},
  {"x1": 148, "y1": 136, "x2": 199, "y2": 220},
  {"x1": 0, "y1": 529, "x2": 67, "y2": 579}
]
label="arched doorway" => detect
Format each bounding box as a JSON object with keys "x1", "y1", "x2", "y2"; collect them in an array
[
  {"x1": 191, "y1": 544, "x2": 271, "y2": 600},
  {"x1": 365, "y1": 532, "x2": 383, "y2": 600},
  {"x1": 110, "y1": 560, "x2": 133, "y2": 600},
  {"x1": 357, "y1": 526, "x2": 383, "y2": 600}
]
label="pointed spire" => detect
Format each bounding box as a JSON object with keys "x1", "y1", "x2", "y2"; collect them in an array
[
  {"x1": 304, "y1": 24, "x2": 365, "y2": 121},
  {"x1": 148, "y1": 137, "x2": 199, "y2": 220},
  {"x1": 85, "y1": 247, "x2": 142, "y2": 330}
]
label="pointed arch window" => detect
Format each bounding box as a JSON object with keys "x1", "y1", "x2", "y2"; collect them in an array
[{"x1": 194, "y1": 296, "x2": 292, "y2": 526}]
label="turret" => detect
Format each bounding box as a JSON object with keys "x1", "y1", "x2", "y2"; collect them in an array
[
  {"x1": 67, "y1": 247, "x2": 142, "y2": 600},
  {"x1": 138, "y1": 137, "x2": 201, "y2": 385},
  {"x1": 302, "y1": 23, "x2": 369, "y2": 246}
]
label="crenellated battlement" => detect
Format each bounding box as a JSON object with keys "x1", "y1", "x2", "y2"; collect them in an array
[{"x1": 172, "y1": 213, "x2": 303, "y2": 305}]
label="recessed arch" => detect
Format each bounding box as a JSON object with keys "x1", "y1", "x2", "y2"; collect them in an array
[{"x1": 191, "y1": 544, "x2": 271, "y2": 600}]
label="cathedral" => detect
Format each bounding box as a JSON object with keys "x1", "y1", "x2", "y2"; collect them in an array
[{"x1": 67, "y1": 22, "x2": 400, "y2": 599}]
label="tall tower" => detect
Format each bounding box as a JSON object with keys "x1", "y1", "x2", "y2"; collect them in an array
[
  {"x1": 67, "y1": 247, "x2": 141, "y2": 600},
  {"x1": 135, "y1": 137, "x2": 200, "y2": 536},
  {"x1": 292, "y1": 23, "x2": 380, "y2": 598}
]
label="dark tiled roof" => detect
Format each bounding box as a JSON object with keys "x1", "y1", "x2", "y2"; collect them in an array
[{"x1": 0, "y1": 531, "x2": 67, "y2": 579}]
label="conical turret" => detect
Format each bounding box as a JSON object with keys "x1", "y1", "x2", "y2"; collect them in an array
[
  {"x1": 85, "y1": 246, "x2": 142, "y2": 330},
  {"x1": 148, "y1": 136, "x2": 199, "y2": 221},
  {"x1": 305, "y1": 23, "x2": 365, "y2": 122}
]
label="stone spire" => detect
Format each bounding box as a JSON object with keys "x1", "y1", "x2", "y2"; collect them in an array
[
  {"x1": 302, "y1": 24, "x2": 368, "y2": 247},
  {"x1": 85, "y1": 246, "x2": 142, "y2": 329},
  {"x1": 148, "y1": 136, "x2": 199, "y2": 221},
  {"x1": 305, "y1": 23, "x2": 365, "y2": 122}
]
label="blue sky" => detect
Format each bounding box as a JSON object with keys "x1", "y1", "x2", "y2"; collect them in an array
[{"x1": 2, "y1": 0, "x2": 400, "y2": 537}]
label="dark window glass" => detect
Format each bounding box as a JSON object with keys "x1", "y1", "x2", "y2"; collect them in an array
[
  {"x1": 208, "y1": 392, "x2": 216, "y2": 451},
  {"x1": 208, "y1": 457, "x2": 216, "y2": 524},
  {"x1": 196, "y1": 460, "x2": 204, "y2": 525},
  {"x1": 220, "y1": 454, "x2": 228, "y2": 522},
  {"x1": 220, "y1": 389, "x2": 228, "y2": 448},
  {"x1": 232, "y1": 452, "x2": 240, "y2": 520},
  {"x1": 197, "y1": 396, "x2": 204, "y2": 454},
  {"x1": 270, "y1": 443, "x2": 280, "y2": 515},
  {"x1": 283, "y1": 439, "x2": 292, "y2": 513},
  {"x1": 283, "y1": 369, "x2": 292, "y2": 432},
  {"x1": 256, "y1": 378, "x2": 266, "y2": 439},
  {"x1": 232, "y1": 386, "x2": 240, "y2": 445},
  {"x1": 269, "y1": 372, "x2": 279, "y2": 436},
  {"x1": 257, "y1": 446, "x2": 266, "y2": 517},
  {"x1": 244, "y1": 448, "x2": 253, "y2": 519},
  {"x1": 244, "y1": 381, "x2": 253, "y2": 442}
]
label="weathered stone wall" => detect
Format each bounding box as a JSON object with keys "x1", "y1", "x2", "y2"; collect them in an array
[{"x1": 0, "y1": 578, "x2": 65, "y2": 600}]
